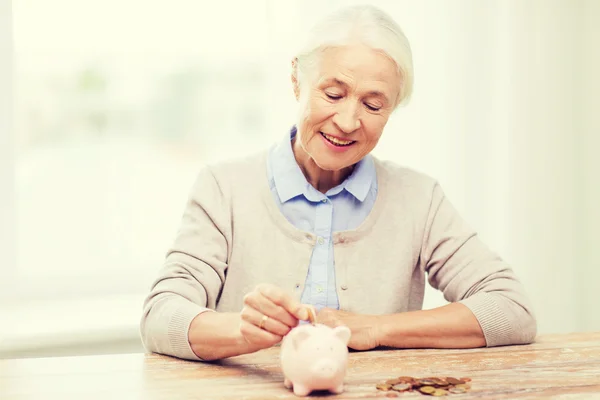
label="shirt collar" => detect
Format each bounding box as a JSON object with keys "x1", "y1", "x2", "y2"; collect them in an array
[
  {"x1": 270, "y1": 126, "x2": 375, "y2": 203},
  {"x1": 344, "y1": 153, "x2": 375, "y2": 202}
]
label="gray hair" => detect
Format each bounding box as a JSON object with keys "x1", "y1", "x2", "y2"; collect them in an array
[{"x1": 295, "y1": 5, "x2": 414, "y2": 108}]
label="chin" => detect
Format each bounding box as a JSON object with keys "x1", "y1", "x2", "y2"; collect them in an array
[{"x1": 312, "y1": 155, "x2": 352, "y2": 172}]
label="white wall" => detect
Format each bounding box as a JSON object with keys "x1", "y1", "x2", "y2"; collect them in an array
[
  {"x1": 578, "y1": 0, "x2": 600, "y2": 332},
  {"x1": 496, "y1": 0, "x2": 580, "y2": 334},
  {"x1": 0, "y1": 0, "x2": 15, "y2": 295}
]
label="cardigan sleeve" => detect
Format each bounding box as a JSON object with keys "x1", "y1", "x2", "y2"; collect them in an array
[
  {"x1": 140, "y1": 165, "x2": 231, "y2": 360},
  {"x1": 420, "y1": 182, "x2": 537, "y2": 347}
]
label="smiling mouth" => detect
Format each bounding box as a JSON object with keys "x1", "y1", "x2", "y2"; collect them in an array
[{"x1": 320, "y1": 132, "x2": 356, "y2": 147}]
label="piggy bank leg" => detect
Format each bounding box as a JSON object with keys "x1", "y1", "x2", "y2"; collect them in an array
[
  {"x1": 292, "y1": 383, "x2": 311, "y2": 397},
  {"x1": 330, "y1": 383, "x2": 344, "y2": 394},
  {"x1": 284, "y1": 378, "x2": 292, "y2": 389}
]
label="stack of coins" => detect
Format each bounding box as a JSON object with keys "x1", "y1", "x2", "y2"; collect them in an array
[{"x1": 376, "y1": 376, "x2": 472, "y2": 397}]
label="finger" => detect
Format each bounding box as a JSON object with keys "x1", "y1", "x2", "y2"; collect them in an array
[
  {"x1": 257, "y1": 284, "x2": 309, "y2": 321},
  {"x1": 245, "y1": 289, "x2": 298, "y2": 328},
  {"x1": 241, "y1": 306, "x2": 291, "y2": 336},
  {"x1": 239, "y1": 320, "x2": 282, "y2": 347}
]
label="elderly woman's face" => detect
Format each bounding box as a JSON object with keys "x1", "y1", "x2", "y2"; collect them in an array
[{"x1": 295, "y1": 44, "x2": 401, "y2": 171}]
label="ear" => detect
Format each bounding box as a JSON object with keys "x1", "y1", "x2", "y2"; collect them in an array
[
  {"x1": 292, "y1": 329, "x2": 311, "y2": 351},
  {"x1": 333, "y1": 326, "x2": 351, "y2": 345},
  {"x1": 291, "y1": 57, "x2": 300, "y2": 101}
]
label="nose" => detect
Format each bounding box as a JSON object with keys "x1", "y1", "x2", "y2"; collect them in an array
[
  {"x1": 312, "y1": 360, "x2": 337, "y2": 378},
  {"x1": 317, "y1": 365, "x2": 336, "y2": 378},
  {"x1": 332, "y1": 101, "x2": 360, "y2": 134}
]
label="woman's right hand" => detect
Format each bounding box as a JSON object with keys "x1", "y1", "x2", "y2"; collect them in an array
[{"x1": 240, "y1": 283, "x2": 312, "y2": 349}]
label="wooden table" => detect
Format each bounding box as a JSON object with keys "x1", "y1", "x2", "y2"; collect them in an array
[{"x1": 1, "y1": 332, "x2": 599, "y2": 399}]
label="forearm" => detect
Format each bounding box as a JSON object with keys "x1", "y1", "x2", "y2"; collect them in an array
[
  {"x1": 378, "y1": 302, "x2": 486, "y2": 349},
  {"x1": 188, "y1": 311, "x2": 257, "y2": 361}
]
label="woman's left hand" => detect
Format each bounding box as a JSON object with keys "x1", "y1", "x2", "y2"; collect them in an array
[{"x1": 316, "y1": 308, "x2": 383, "y2": 351}]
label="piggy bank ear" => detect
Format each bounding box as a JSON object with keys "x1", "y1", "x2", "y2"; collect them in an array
[
  {"x1": 333, "y1": 325, "x2": 351, "y2": 345},
  {"x1": 291, "y1": 330, "x2": 311, "y2": 351}
]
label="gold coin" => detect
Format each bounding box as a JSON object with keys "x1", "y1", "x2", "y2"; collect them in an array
[
  {"x1": 307, "y1": 306, "x2": 316, "y2": 324},
  {"x1": 391, "y1": 383, "x2": 412, "y2": 392},
  {"x1": 376, "y1": 383, "x2": 392, "y2": 391},
  {"x1": 419, "y1": 386, "x2": 436, "y2": 394},
  {"x1": 378, "y1": 375, "x2": 472, "y2": 395}
]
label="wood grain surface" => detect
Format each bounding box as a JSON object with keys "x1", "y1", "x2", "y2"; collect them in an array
[{"x1": 1, "y1": 332, "x2": 599, "y2": 399}]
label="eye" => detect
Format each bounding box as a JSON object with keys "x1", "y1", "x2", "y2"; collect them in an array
[
  {"x1": 325, "y1": 92, "x2": 342, "y2": 100},
  {"x1": 365, "y1": 103, "x2": 381, "y2": 111}
]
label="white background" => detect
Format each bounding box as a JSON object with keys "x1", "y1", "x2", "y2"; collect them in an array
[{"x1": 0, "y1": 0, "x2": 599, "y2": 358}]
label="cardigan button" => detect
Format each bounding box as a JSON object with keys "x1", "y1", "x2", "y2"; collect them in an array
[{"x1": 341, "y1": 285, "x2": 348, "y2": 290}]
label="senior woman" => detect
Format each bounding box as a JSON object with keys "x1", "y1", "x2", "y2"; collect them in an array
[{"x1": 140, "y1": 5, "x2": 536, "y2": 361}]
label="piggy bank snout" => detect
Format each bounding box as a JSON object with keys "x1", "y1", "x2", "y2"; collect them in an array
[{"x1": 311, "y1": 359, "x2": 340, "y2": 379}]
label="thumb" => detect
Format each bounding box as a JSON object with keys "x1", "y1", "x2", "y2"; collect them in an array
[
  {"x1": 293, "y1": 304, "x2": 312, "y2": 321},
  {"x1": 298, "y1": 304, "x2": 318, "y2": 322}
]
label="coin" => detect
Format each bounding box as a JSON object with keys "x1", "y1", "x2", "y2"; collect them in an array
[
  {"x1": 376, "y1": 375, "x2": 472, "y2": 395},
  {"x1": 446, "y1": 377, "x2": 462, "y2": 385},
  {"x1": 307, "y1": 306, "x2": 317, "y2": 324},
  {"x1": 433, "y1": 378, "x2": 449, "y2": 386},
  {"x1": 391, "y1": 383, "x2": 412, "y2": 392},
  {"x1": 419, "y1": 386, "x2": 436, "y2": 394},
  {"x1": 376, "y1": 383, "x2": 392, "y2": 391}
]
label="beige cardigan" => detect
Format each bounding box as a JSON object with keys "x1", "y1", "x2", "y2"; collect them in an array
[{"x1": 140, "y1": 149, "x2": 537, "y2": 360}]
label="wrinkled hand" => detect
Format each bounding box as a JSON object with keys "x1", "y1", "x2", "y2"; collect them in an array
[
  {"x1": 317, "y1": 308, "x2": 382, "y2": 351},
  {"x1": 240, "y1": 283, "x2": 311, "y2": 350}
]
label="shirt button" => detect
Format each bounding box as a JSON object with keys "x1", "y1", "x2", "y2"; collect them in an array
[
  {"x1": 321, "y1": 199, "x2": 327, "y2": 203},
  {"x1": 317, "y1": 237, "x2": 325, "y2": 245},
  {"x1": 341, "y1": 285, "x2": 348, "y2": 290},
  {"x1": 317, "y1": 286, "x2": 324, "y2": 293}
]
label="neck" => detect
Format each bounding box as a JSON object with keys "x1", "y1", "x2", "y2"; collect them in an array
[{"x1": 292, "y1": 136, "x2": 354, "y2": 194}]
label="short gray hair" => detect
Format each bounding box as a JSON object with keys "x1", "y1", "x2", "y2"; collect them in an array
[{"x1": 295, "y1": 5, "x2": 414, "y2": 108}]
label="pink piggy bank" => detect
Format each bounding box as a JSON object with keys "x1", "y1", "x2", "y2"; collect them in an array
[{"x1": 280, "y1": 323, "x2": 351, "y2": 396}]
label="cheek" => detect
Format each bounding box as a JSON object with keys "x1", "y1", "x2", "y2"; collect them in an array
[
  {"x1": 306, "y1": 96, "x2": 336, "y2": 122},
  {"x1": 362, "y1": 121, "x2": 386, "y2": 144}
]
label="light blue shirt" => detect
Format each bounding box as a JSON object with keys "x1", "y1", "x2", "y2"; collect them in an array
[{"x1": 266, "y1": 126, "x2": 377, "y2": 311}]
